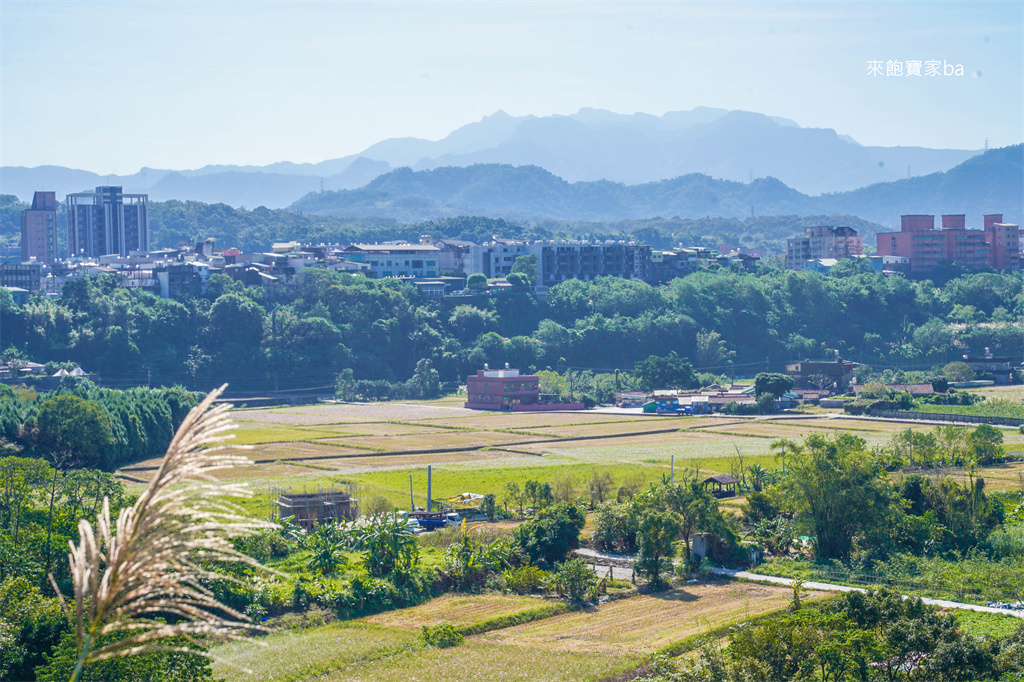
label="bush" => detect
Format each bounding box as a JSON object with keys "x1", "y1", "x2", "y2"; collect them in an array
[
  {"x1": 421, "y1": 622, "x2": 464, "y2": 648},
  {"x1": 550, "y1": 557, "x2": 598, "y2": 604},
  {"x1": 592, "y1": 500, "x2": 642, "y2": 553},
  {"x1": 843, "y1": 400, "x2": 870, "y2": 415},
  {"x1": 513, "y1": 502, "x2": 586, "y2": 570},
  {"x1": 501, "y1": 565, "x2": 548, "y2": 594}
]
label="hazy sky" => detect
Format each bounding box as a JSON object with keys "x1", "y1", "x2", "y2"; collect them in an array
[{"x1": 2, "y1": 1, "x2": 1022, "y2": 174}]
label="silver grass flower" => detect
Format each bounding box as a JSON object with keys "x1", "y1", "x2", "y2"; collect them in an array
[{"x1": 52, "y1": 384, "x2": 280, "y2": 681}]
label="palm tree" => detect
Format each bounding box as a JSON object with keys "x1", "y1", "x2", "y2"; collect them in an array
[{"x1": 748, "y1": 464, "x2": 769, "y2": 492}]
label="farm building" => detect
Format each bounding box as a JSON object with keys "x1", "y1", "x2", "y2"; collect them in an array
[
  {"x1": 275, "y1": 490, "x2": 359, "y2": 530},
  {"x1": 703, "y1": 474, "x2": 740, "y2": 498},
  {"x1": 784, "y1": 357, "x2": 855, "y2": 390},
  {"x1": 464, "y1": 365, "x2": 584, "y2": 411}
]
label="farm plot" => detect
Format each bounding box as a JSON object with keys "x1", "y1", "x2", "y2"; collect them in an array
[
  {"x1": 360, "y1": 593, "x2": 550, "y2": 630},
  {"x1": 956, "y1": 460, "x2": 1024, "y2": 491},
  {"x1": 227, "y1": 424, "x2": 366, "y2": 445},
  {"x1": 530, "y1": 420, "x2": 688, "y2": 440},
  {"x1": 314, "y1": 430, "x2": 545, "y2": 453},
  {"x1": 211, "y1": 622, "x2": 418, "y2": 682},
  {"x1": 543, "y1": 432, "x2": 778, "y2": 466},
  {"x1": 477, "y1": 581, "x2": 810, "y2": 656},
  {"x1": 319, "y1": 641, "x2": 639, "y2": 682}
]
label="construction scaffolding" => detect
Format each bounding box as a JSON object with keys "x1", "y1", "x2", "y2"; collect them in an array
[{"x1": 273, "y1": 487, "x2": 359, "y2": 530}]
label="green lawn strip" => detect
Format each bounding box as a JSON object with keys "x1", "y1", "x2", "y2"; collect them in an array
[
  {"x1": 317, "y1": 640, "x2": 641, "y2": 682},
  {"x1": 348, "y1": 462, "x2": 671, "y2": 509},
  {"x1": 210, "y1": 622, "x2": 420, "y2": 682}
]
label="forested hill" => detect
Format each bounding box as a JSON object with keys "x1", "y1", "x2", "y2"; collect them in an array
[{"x1": 291, "y1": 145, "x2": 1023, "y2": 227}]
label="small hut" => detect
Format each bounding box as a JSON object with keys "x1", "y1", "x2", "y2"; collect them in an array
[
  {"x1": 275, "y1": 491, "x2": 359, "y2": 530},
  {"x1": 703, "y1": 474, "x2": 739, "y2": 498}
]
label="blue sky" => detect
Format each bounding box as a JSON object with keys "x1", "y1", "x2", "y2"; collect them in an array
[{"x1": 2, "y1": 1, "x2": 1022, "y2": 174}]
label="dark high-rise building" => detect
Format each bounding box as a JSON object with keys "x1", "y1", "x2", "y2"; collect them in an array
[
  {"x1": 21, "y1": 191, "x2": 58, "y2": 263},
  {"x1": 66, "y1": 186, "x2": 149, "y2": 258}
]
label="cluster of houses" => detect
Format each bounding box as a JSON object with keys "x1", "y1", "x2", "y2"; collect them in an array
[
  {"x1": 786, "y1": 215, "x2": 1022, "y2": 275},
  {"x1": 1, "y1": 233, "x2": 763, "y2": 303}
]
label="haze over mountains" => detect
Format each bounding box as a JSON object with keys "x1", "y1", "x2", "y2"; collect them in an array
[
  {"x1": 291, "y1": 145, "x2": 1024, "y2": 230},
  {"x1": 1, "y1": 107, "x2": 984, "y2": 210}
]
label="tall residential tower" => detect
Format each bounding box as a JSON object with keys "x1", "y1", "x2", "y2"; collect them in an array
[
  {"x1": 21, "y1": 191, "x2": 58, "y2": 263},
  {"x1": 66, "y1": 186, "x2": 149, "y2": 258}
]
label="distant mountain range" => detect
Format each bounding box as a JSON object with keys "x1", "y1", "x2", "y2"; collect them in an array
[
  {"x1": 1, "y1": 107, "x2": 985, "y2": 208},
  {"x1": 291, "y1": 145, "x2": 1023, "y2": 231}
]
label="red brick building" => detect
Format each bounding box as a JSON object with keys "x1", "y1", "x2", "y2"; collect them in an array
[
  {"x1": 464, "y1": 367, "x2": 583, "y2": 411},
  {"x1": 876, "y1": 214, "x2": 1020, "y2": 273}
]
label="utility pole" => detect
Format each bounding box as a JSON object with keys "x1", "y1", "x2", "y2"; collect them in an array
[{"x1": 409, "y1": 474, "x2": 414, "y2": 511}]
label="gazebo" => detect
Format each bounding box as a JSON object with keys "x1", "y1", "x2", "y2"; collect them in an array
[{"x1": 703, "y1": 474, "x2": 740, "y2": 498}]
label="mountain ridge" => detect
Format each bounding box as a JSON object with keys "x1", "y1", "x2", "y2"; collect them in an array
[
  {"x1": 1, "y1": 107, "x2": 985, "y2": 208},
  {"x1": 290, "y1": 145, "x2": 1024, "y2": 232}
]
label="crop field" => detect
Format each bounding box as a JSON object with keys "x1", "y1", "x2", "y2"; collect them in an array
[
  {"x1": 913, "y1": 403, "x2": 1024, "y2": 419},
  {"x1": 476, "y1": 581, "x2": 812, "y2": 656},
  {"x1": 360, "y1": 593, "x2": 549, "y2": 630},
  {"x1": 210, "y1": 584, "x2": 810, "y2": 682},
  {"x1": 971, "y1": 385, "x2": 1024, "y2": 402},
  {"x1": 953, "y1": 610, "x2": 1024, "y2": 639},
  {"x1": 117, "y1": 400, "x2": 1024, "y2": 512}
]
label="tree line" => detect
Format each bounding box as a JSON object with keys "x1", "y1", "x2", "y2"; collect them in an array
[
  {"x1": 0, "y1": 384, "x2": 201, "y2": 469},
  {"x1": 1, "y1": 263, "x2": 1022, "y2": 398}
]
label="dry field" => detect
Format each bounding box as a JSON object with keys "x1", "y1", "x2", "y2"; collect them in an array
[
  {"x1": 118, "y1": 400, "x2": 1023, "y2": 511},
  {"x1": 211, "y1": 583, "x2": 809, "y2": 682},
  {"x1": 360, "y1": 593, "x2": 548, "y2": 630},
  {"x1": 320, "y1": 641, "x2": 638, "y2": 682},
  {"x1": 476, "y1": 581, "x2": 812, "y2": 656}
]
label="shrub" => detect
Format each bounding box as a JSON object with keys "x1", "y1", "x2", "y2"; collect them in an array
[
  {"x1": 592, "y1": 500, "x2": 642, "y2": 553},
  {"x1": 501, "y1": 565, "x2": 548, "y2": 594},
  {"x1": 550, "y1": 557, "x2": 598, "y2": 604},
  {"x1": 421, "y1": 622, "x2": 464, "y2": 648},
  {"x1": 513, "y1": 501, "x2": 586, "y2": 570}
]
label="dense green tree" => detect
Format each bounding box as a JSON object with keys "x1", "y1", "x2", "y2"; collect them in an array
[
  {"x1": 633, "y1": 508, "x2": 682, "y2": 588},
  {"x1": 513, "y1": 502, "x2": 586, "y2": 569},
  {"x1": 661, "y1": 481, "x2": 728, "y2": 564},
  {"x1": 781, "y1": 434, "x2": 894, "y2": 561},
  {"x1": 633, "y1": 352, "x2": 695, "y2": 391},
  {"x1": 508, "y1": 254, "x2": 538, "y2": 285},
  {"x1": 35, "y1": 396, "x2": 114, "y2": 469},
  {"x1": 968, "y1": 423, "x2": 1004, "y2": 464},
  {"x1": 754, "y1": 372, "x2": 794, "y2": 399}
]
